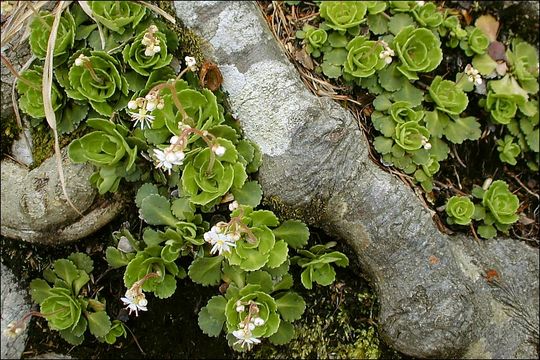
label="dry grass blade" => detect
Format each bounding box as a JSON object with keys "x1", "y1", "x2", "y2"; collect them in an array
[
  {"x1": 78, "y1": 1, "x2": 106, "y2": 50},
  {"x1": 42, "y1": 0, "x2": 83, "y2": 216},
  {"x1": 1, "y1": 1, "x2": 48, "y2": 49},
  {"x1": 137, "y1": 1, "x2": 176, "y2": 24}
]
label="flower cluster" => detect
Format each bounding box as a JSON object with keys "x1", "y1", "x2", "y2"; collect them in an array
[
  {"x1": 127, "y1": 92, "x2": 164, "y2": 129},
  {"x1": 153, "y1": 135, "x2": 186, "y2": 174},
  {"x1": 141, "y1": 25, "x2": 161, "y2": 57},
  {"x1": 232, "y1": 300, "x2": 265, "y2": 350},
  {"x1": 203, "y1": 222, "x2": 240, "y2": 256},
  {"x1": 3, "y1": 321, "x2": 26, "y2": 338},
  {"x1": 185, "y1": 56, "x2": 198, "y2": 72},
  {"x1": 465, "y1": 64, "x2": 483, "y2": 85},
  {"x1": 121, "y1": 278, "x2": 149, "y2": 317},
  {"x1": 379, "y1": 40, "x2": 395, "y2": 65}
]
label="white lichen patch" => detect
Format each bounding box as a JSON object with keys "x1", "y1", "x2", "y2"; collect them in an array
[{"x1": 225, "y1": 60, "x2": 312, "y2": 156}]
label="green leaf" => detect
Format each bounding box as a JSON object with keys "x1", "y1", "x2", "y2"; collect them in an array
[
  {"x1": 268, "y1": 321, "x2": 295, "y2": 345},
  {"x1": 67, "y1": 253, "x2": 94, "y2": 274},
  {"x1": 272, "y1": 220, "x2": 309, "y2": 249},
  {"x1": 377, "y1": 63, "x2": 406, "y2": 92},
  {"x1": 154, "y1": 274, "x2": 177, "y2": 299},
  {"x1": 266, "y1": 240, "x2": 289, "y2": 269},
  {"x1": 232, "y1": 181, "x2": 262, "y2": 207},
  {"x1": 198, "y1": 307, "x2": 224, "y2": 337},
  {"x1": 445, "y1": 116, "x2": 481, "y2": 144},
  {"x1": 30, "y1": 279, "x2": 52, "y2": 304},
  {"x1": 139, "y1": 195, "x2": 178, "y2": 227},
  {"x1": 367, "y1": 14, "x2": 388, "y2": 35},
  {"x1": 424, "y1": 110, "x2": 449, "y2": 138},
  {"x1": 388, "y1": 13, "x2": 415, "y2": 35},
  {"x1": 327, "y1": 32, "x2": 348, "y2": 48},
  {"x1": 275, "y1": 292, "x2": 306, "y2": 322},
  {"x1": 87, "y1": 311, "x2": 112, "y2": 338},
  {"x1": 273, "y1": 273, "x2": 294, "y2": 292},
  {"x1": 373, "y1": 94, "x2": 392, "y2": 111},
  {"x1": 206, "y1": 296, "x2": 227, "y2": 323},
  {"x1": 246, "y1": 271, "x2": 273, "y2": 293},
  {"x1": 59, "y1": 328, "x2": 85, "y2": 346},
  {"x1": 393, "y1": 81, "x2": 424, "y2": 107},
  {"x1": 478, "y1": 224, "x2": 497, "y2": 239},
  {"x1": 171, "y1": 197, "x2": 195, "y2": 221},
  {"x1": 300, "y1": 268, "x2": 313, "y2": 289},
  {"x1": 250, "y1": 210, "x2": 279, "y2": 228},
  {"x1": 321, "y1": 62, "x2": 343, "y2": 79},
  {"x1": 371, "y1": 113, "x2": 395, "y2": 137},
  {"x1": 135, "y1": 183, "x2": 160, "y2": 208},
  {"x1": 105, "y1": 247, "x2": 133, "y2": 268},
  {"x1": 53, "y1": 259, "x2": 79, "y2": 289},
  {"x1": 472, "y1": 53, "x2": 497, "y2": 76},
  {"x1": 188, "y1": 256, "x2": 224, "y2": 286},
  {"x1": 143, "y1": 228, "x2": 165, "y2": 247},
  {"x1": 373, "y1": 136, "x2": 394, "y2": 154}
]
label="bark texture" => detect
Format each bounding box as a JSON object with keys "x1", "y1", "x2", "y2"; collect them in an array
[{"x1": 173, "y1": 2, "x2": 539, "y2": 358}]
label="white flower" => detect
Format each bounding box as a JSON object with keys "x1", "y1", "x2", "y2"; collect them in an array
[
  {"x1": 121, "y1": 291, "x2": 148, "y2": 317},
  {"x1": 233, "y1": 328, "x2": 261, "y2": 350},
  {"x1": 3, "y1": 322, "x2": 25, "y2": 338},
  {"x1": 253, "y1": 317, "x2": 265, "y2": 326},
  {"x1": 170, "y1": 135, "x2": 180, "y2": 145},
  {"x1": 465, "y1": 64, "x2": 482, "y2": 85},
  {"x1": 229, "y1": 201, "x2": 239, "y2": 211},
  {"x1": 153, "y1": 148, "x2": 185, "y2": 173},
  {"x1": 416, "y1": 1, "x2": 425, "y2": 6},
  {"x1": 129, "y1": 109, "x2": 155, "y2": 130},
  {"x1": 421, "y1": 136, "x2": 431, "y2": 150},
  {"x1": 117, "y1": 236, "x2": 134, "y2": 253},
  {"x1": 74, "y1": 54, "x2": 89, "y2": 67},
  {"x1": 146, "y1": 101, "x2": 157, "y2": 111},
  {"x1": 144, "y1": 45, "x2": 160, "y2": 57},
  {"x1": 236, "y1": 305, "x2": 245, "y2": 313},
  {"x1": 213, "y1": 145, "x2": 226, "y2": 157},
  {"x1": 204, "y1": 227, "x2": 237, "y2": 256},
  {"x1": 185, "y1": 56, "x2": 197, "y2": 71},
  {"x1": 128, "y1": 100, "x2": 138, "y2": 110}
]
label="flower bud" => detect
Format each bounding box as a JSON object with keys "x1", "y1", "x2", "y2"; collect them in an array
[
  {"x1": 128, "y1": 100, "x2": 138, "y2": 110},
  {"x1": 213, "y1": 145, "x2": 226, "y2": 157}
]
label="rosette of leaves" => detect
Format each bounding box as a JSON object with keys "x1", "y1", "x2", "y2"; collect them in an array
[
  {"x1": 412, "y1": 2, "x2": 443, "y2": 28},
  {"x1": 460, "y1": 27, "x2": 489, "y2": 56},
  {"x1": 439, "y1": 14, "x2": 467, "y2": 48},
  {"x1": 29, "y1": 253, "x2": 113, "y2": 345},
  {"x1": 296, "y1": 24, "x2": 327, "y2": 57},
  {"x1": 394, "y1": 121, "x2": 430, "y2": 151},
  {"x1": 67, "y1": 50, "x2": 129, "y2": 116},
  {"x1": 484, "y1": 90, "x2": 522, "y2": 125},
  {"x1": 16, "y1": 66, "x2": 63, "y2": 119},
  {"x1": 445, "y1": 196, "x2": 475, "y2": 225},
  {"x1": 198, "y1": 281, "x2": 306, "y2": 350},
  {"x1": 506, "y1": 39, "x2": 540, "y2": 94},
  {"x1": 428, "y1": 76, "x2": 469, "y2": 115},
  {"x1": 291, "y1": 242, "x2": 349, "y2": 289},
  {"x1": 342, "y1": 36, "x2": 386, "y2": 79},
  {"x1": 88, "y1": 1, "x2": 146, "y2": 34},
  {"x1": 225, "y1": 206, "x2": 309, "y2": 272},
  {"x1": 414, "y1": 155, "x2": 441, "y2": 192},
  {"x1": 496, "y1": 135, "x2": 521, "y2": 165},
  {"x1": 68, "y1": 119, "x2": 138, "y2": 194},
  {"x1": 392, "y1": 25, "x2": 443, "y2": 80},
  {"x1": 319, "y1": 1, "x2": 367, "y2": 34},
  {"x1": 506, "y1": 109, "x2": 539, "y2": 170},
  {"x1": 483, "y1": 180, "x2": 520, "y2": 226},
  {"x1": 122, "y1": 26, "x2": 173, "y2": 76},
  {"x1": 152, "y1": 79, "x2": 223, "y2": 132},
  {"x1": 29, "y1": 10, "x2": 76, "y2": 64},
  {"x1": 181, "y1": 140, "x2": 247, "y2": 206},
  {"x1": 365, "y1": 1, "x2": 387, "y2": 15},
  {"x1": 388, "y1": 1, "x2": 417, "y2": 12},
  {"x1": 472, "y1": 180, "x2": 520, "y2": 238}
]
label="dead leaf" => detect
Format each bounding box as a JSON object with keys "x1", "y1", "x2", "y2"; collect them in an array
[
  {"x1": 495, "y1": 61, "x2": 508, "y2": 76},
  {"x1": 488, "y1": 41, "x2": 507, "y2": 61},
  {"x1": 475, "y1": 14, "x2": 499, "y2": 42},
  {"x1": 461, "y1": 9, "x2": 473, "y2": 26},
  {"x1": 294, "y1": 47, "x2": 314, "y2": 70},
  {"x1": 519, "y1": 214, "x2": 536, "y2": 226},
  {"x1": 199, "y1": 60, "x2": 223, "y2": 92}
]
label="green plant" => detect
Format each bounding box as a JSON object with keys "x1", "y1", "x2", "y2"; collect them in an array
[
  {"x1": 123, "y1": 25, "x2": 173, "y2": 76},
  {"x1": 29, "y1": 253, "x2": 123, "y2": 345},
  {"x1": 296, "y1": 24, "x2": 328, "y2": 57},
  {"x1": 16, "y1": 66, "x2": 63, "y2": 119},
  {"x1": 445, "y1": 196, "x2": 475, "y2": 225},
  {"x1": 88, "y1": 1, "x2": 146, "y2": 34},
  {"x1": 29, "y1": 10, "x2": 76, "y2": 65},
  {"x1": 319, "y1": 1, "x2": 367, "y2": 33},
  {"x1": 291, "y1": 242, "x2": 349, "y2": 289}
]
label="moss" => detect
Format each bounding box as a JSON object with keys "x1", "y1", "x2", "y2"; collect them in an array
[
  {"x1": 263, "y1": 195, "x2": 328, "y2": 226},
  {"x1": 154, "y1": 1, "x2": 206, "y2": 65},
  {"x1": 1, "y1": 116, "x2": 21, "y2": 156},
  {"x1": 242, "y1": 269, "x2": 402, "y2": 360},
  {"x1": 29, "y1": 123, "x2": 89, "y2": 169}
]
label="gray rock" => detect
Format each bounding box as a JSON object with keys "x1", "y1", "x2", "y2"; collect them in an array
[
  {"x1": 1, "y1": 263, "x2": 30, "y2": 360},
  {"x1": 174, "y1": 2, "x2": 539, "y2": 358},
  {"x1": 0, "y1": 149, "x2": 125, "y2": 244},
  {"x1": 30, "y1": 353, "x2": 73, "y2": 359}
]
